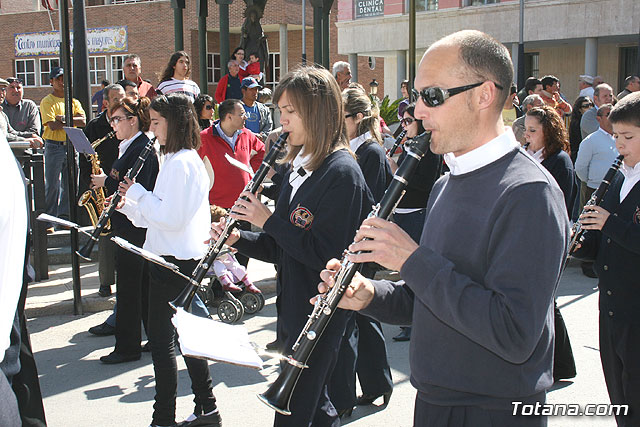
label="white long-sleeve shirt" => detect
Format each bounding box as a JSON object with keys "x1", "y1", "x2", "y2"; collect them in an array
[
  {"x1": 0, "y1": 133, "x2": 28, "y2": 361},
  {"x1": 120, "y1": 148, "x2": 211, "y2": 260}
]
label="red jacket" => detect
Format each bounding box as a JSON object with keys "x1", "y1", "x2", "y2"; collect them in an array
[{"x1": 198, "y1": 123, "x2": 265, "y2": 209}]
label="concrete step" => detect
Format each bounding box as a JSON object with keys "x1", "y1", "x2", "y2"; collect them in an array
[{"x1": 46, "y1": 230, "x2": 99, "y2": 265}]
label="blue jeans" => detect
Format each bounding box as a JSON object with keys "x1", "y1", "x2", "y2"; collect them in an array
[{"x1": 44, "y1": 140, "x2": 71, "y2": 221}]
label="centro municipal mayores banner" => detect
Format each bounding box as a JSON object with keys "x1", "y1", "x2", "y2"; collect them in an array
[{"x1": 15, "y1": 26, "x2": 128, "y2": 57}]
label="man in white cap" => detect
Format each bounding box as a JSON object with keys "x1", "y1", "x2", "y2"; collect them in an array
[{"x1": 578, "y1": 75, "x2": 594, "y2": 99}]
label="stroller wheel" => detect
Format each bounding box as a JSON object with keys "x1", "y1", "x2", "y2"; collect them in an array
[
  {"x1": 217, "y1": 298, "x2": 244, "y2": 323},
  {"x1": 240, "y1": 291, "x2": 265, "y2": 314}
]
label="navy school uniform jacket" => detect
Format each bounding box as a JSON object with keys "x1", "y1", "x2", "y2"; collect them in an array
[
  {"x1": 104, "y1": 133, "x2": 159, "y2": 236},
  {"x1": 355, "y1": 140, "x2": 392, "y2": 203},
  {"x1": 541, "y1": 149, "x2": 577, "y2": 217},
  {"x1": 573, "y1": 172, "x2": 640, "y2": 324},
  {"x1": 233, "y1": 149, "x2": 375, "y2": 344}
]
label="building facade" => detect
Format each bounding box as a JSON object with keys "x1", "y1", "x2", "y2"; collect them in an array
[
  {"x1": 337, "y1": 0, "x2": 639, "y2": 102},
  {"x1": 0, "y1": 0, "x2": 385, "y2": 111}
]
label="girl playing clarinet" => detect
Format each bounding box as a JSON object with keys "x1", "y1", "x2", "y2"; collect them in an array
[
  {"x1": 211, "y1": 67, "x2": 374, "y2": 426},
  {"x1": 117, "y1": 94, "x2": 221, "y2": 427}
]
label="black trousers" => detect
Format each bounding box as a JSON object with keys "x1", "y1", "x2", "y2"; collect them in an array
[
  {"x1": 553, "y1": 301, "x2": 576, "y2": 381},
  {"x1": 148, "y1": 258, "x2": 216, "y2": 426},
  {"x1": 329, "y1": 313, "x2": 393, "y2": 412},
  {"x1": 274, "y1": 311, "x2": 349, "y2": 427},
  {"x1": 599, "y1": 314, "x2": 640, "y2": 426},
  {"x1": 414, "y1": 395, "x2": 547, "y2": 427},
  {"x1": 114, "y1": 228, "x2": 149, "y2": 356}
]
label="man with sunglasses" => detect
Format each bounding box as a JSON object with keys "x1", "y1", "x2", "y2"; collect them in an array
[
  {"x1": 320, "y1": 30, "x2": 569, "y2": 426},
  {"x1": 2, "y1": 77, "x2": 41, "y2": 136}
]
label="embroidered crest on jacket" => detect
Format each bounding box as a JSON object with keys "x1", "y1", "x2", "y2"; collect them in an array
[{"x1": 290, "y1": 204, "x2": 314, "y2": 230}]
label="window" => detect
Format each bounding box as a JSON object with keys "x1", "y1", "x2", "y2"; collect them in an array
[
  {"x1": 207, "y1": 53, "x2": 221, "y2": 84},
  {"x1": 15, "y1": 59, "x2": 36, "y2": 87},
  {"x1": 112, "y1": 0, "x2": 157, "y2": 3},
  {"x1": 264, "y1": 52, "x2": 281, "y2": 92},
  {"x1": 111, "y1": 55, "x2": 126, "y2": 82},
  {"x1": 39, "y1": 58, "x2": 60, "y2": 86},
  {"x1": 619, "y1": 47, "x2": 638, "y2": 92},
  {"x1": 463, "y1": 0, "x2": 498, "y2": 5},
  {"x1": 89, "y1": 56, "x2": 108, "y2": 86},
  {"x1": 524, "y1": 52, "x2": 539, "y2": 79},
  {"x1": 407, "y1": 0, "x2": 438, "y2": 12}
]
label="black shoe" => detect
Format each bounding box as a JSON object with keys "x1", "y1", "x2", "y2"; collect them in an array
[
  {"x1": 88, "y1": 322, "x2": 115, "y2": 336},
  {"x1": 337, "y1": 406, "x2": 354, "y2": 418},
  {"x1": 393, "y1": 328, "x2": 411, "y2": 342},
  {"x1": 356, "y1": 390, "x2": 392, "y2": 406},
  {"x1": 581, "y1": 262, "x2": 597, "y2": 278},
  {"x1": 178, "y1": 410, "x2": 222, "y2": 427},
  {"x1": 98, "y1": 286, "x2": 112, "y2": 297},
  {"x1": 265, "y1": 340, "x2": 283, "y2": 352},
  {"x1": 141, "y1": 342, "x2": 150, "y2": 352},
  {"x1": 99, "y1": 351, "x2": 140, "y2": 364}
]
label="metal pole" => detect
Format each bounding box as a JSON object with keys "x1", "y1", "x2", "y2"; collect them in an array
[
  {"x1": 408, "y1": 0, "x2": 415, "y2": 94},
  {"x1": 219, "y1": 2, "x2": 230, "y2": 74},
  {"x1": 313, "y1": 6, "x2": 322, "y2": 65},
  {"x1": 322, "y1": 8, "x2": 330, "y2": 69},
  {"x1": 72, "y1": 0, "x2": 91, "y2": 121},
  {"x1": 172, "y1": 0, "x2": 185, "y2": 51},
  {"x1": 59, "y1": 0, "x2": 83, "y2": 315},
  {"x1": 302, "y1": 0, "x2": 307, "y2": 64},
  {"x1": 517, "y1": 0, "x2": 525, "y2": 89},
  {"x1": 197, "y1": 0, "x2": 208, "y2": 94}
]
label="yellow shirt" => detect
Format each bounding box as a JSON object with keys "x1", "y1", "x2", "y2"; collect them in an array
[
  {"x1": 502, "y1": 107, "x2": 518, "y2": 128},
  {"x1": 40, "y1": 94, "x2": 85, "y2": 142}
]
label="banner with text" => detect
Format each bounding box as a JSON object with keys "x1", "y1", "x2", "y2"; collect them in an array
[
  {"x1": 15, "y1": 26, "x2": 128, "y2": 57},
  {"x1": 355, "y1": 0, "x2": 384, "y2": 18}
]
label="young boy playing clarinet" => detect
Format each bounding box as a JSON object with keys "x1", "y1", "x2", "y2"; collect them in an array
[{"x1": 574, "y1": 91, "x2": 640, "y2": 426}]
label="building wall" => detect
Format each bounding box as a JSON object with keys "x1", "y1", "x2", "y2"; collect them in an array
[{"x1": 0, "y1": 0, "x2": 386, "y2": 109}]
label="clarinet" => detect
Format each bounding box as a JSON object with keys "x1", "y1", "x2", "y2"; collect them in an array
[
  {"x1": 76, "y1": 137, "x2": 157, "y2": 260},
  {"x1": 258, "y1": 131, "x2": 431, "y2": 416},
  {"x1": 169, "y1": 132, "x2": 289, "y2": 310},
  {"x1": 385, "y1": 129, "x2": 407, "y2": 157},
  {"x1": 567, "y1": 154, "x2": 624, "y2": 257}
]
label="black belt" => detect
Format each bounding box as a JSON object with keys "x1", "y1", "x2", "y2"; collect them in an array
[{"x1": 45, "y1": 140, "x2": 66, "y2": 146}]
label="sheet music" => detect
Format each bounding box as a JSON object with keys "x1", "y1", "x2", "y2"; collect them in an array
[{"x1": 172, "y1": 308, "x2": 263, "y2": 370}]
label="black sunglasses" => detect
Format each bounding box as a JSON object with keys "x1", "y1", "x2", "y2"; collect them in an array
[
  {"x1": 6, "y1": 77, "x2": 23, "y2": 85},
  {"x1": 581, "y1": 103, "x2": 593, "y2": 108},
  {"x1": 400, "y1": 117, "x2": 415, "y2": 126},
  {"x1": 345, "y1": 112, "x2": 360, "y2": 119},
  {"x1": 205, "y1": 105, "x2": 214, "y2": 110},
  {"x1": 418, "y1": 82, "x2": 504, "y2": 107}
]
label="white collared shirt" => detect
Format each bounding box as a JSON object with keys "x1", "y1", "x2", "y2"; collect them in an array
[
  {"x1": 215, "y1": 122, "x2": 241, "y2": 151},
  {"x1": 526, "y1": 146, "x2": 545, "y2": 164},
  {"x1": 443, "y1": 128, "x2": 520, "y2": 175},
  {"x1": 289, "y1": 150, "x2": 313, "y2": 203},
  {"x1": 120, "y1": 148, "x2": 211, "y2": 260},
  {"x1": 118, "y1": 130, "x2": 142, "y2": 159},
  {"x1": 349, "y1": 131, "x2": 372, "y2": 153},
  {"x1": 620, "y1": 161, "x2": 640, "y2": 202}
]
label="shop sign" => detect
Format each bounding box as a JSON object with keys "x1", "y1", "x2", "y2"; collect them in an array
[{"x1": 15, "y1": 26, "x2": 128, "y2": 57}]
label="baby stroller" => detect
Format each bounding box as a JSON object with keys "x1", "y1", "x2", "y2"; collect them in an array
[{"x1": 196, "y1": 248, "x2": 265, "y2": 324}]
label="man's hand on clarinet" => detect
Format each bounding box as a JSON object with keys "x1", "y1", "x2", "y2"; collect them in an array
[
  {"x1": 347, "y1": 217, "x2": 419, "y2": 272},
  {"x1": 314, "y1": 259, "x2": 375, "y2": 311}
]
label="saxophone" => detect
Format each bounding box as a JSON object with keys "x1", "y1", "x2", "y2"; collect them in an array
[{"x1": 78, "y1": 131, "x2": 116, "y2": 234}]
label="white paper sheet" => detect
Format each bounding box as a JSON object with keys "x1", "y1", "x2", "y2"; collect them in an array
[{"x1": 171, "y1": 307, "x2": 263, "y2": 370}]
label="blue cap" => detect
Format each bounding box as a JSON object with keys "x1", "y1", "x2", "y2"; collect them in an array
[
  {"x1": 241, "y1": 77, "x2": 261, "y2": 89},
  {"x1": 49, "y1": 67, "x2": 64, "y2": 79}
]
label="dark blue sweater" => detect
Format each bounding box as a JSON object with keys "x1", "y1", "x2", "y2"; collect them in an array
[
  {"x1": 574, "y1": 172, "x2": 640, "y2": 324},
  {"x1": 234, "y1": 149, "x2": 374, "y2": 345},
  {"x1": 363, "y1": 148, "x2": 569, "y2": 408}
]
